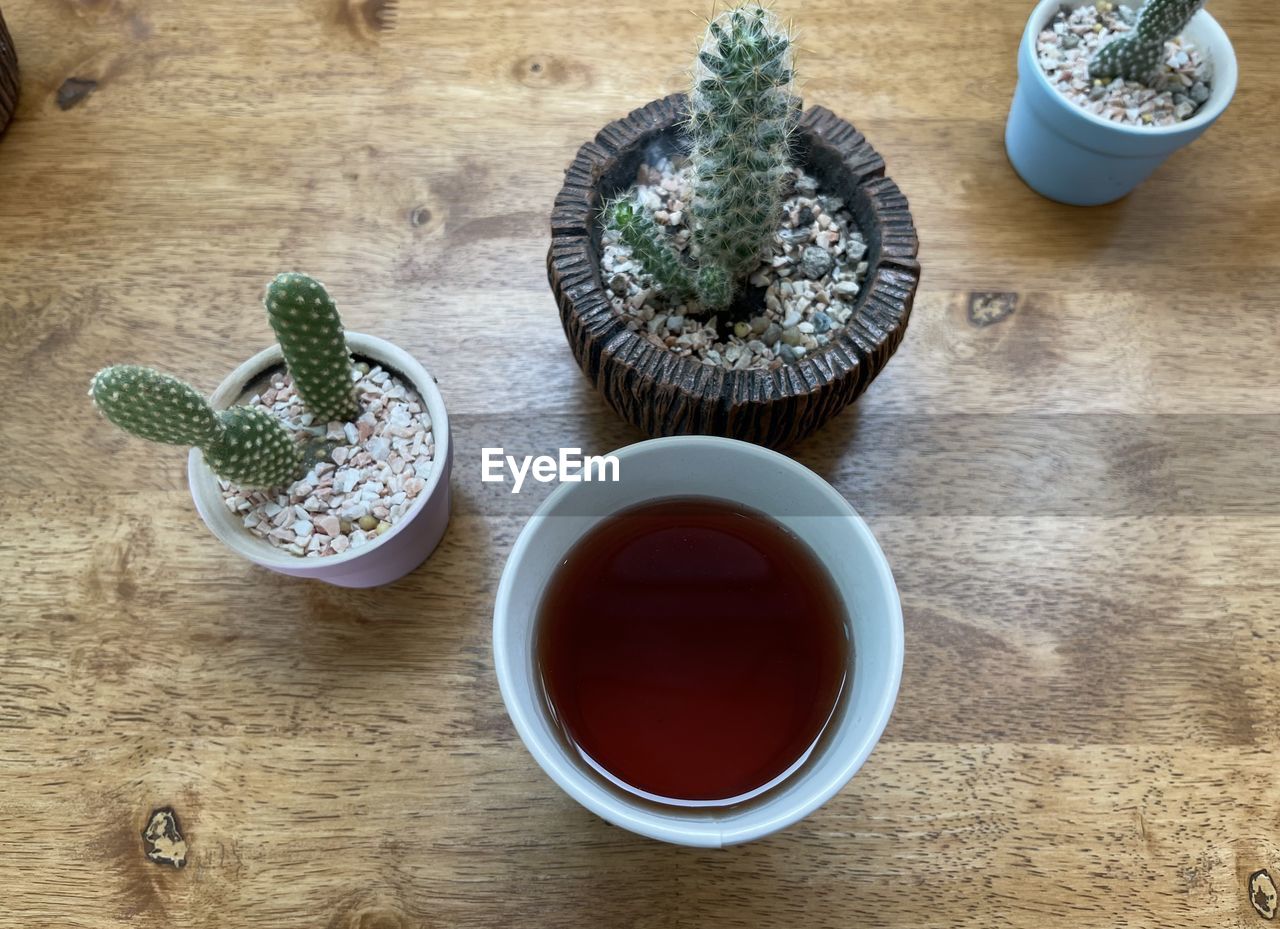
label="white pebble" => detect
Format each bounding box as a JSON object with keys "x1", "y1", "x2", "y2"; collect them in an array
[{"x1": 340, "y1": 502, "x2": 368, "y2": 521}]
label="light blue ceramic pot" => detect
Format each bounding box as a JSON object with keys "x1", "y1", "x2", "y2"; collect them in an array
[{"x1": 1005, "y1": 0, "x2": 1237, "y2": 206}]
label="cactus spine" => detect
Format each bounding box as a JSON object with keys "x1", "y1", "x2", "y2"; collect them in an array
[
  {"x1": 1090, "y1": 0, "x2": 1206, "y2": 82},
  {"x1": 264, "y1": 273, "x2": 359, "y2": 423},
  {"x1": 90, "y1": 366, "x2": 302, "y2": 487},
  {"x1": 688, "y1": 3, "x2": 795, "y2": 310}
]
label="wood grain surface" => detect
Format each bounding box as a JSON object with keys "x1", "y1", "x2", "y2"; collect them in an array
[{"x1": 1, "y1": 0, "x2": 1277, "y2": 926}]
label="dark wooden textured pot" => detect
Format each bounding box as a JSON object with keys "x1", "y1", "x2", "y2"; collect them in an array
[
  {"x1": 548, "y1": 94, "x2": 920, "y2": 449},
  {"x1": 0, "y1": 8, "x2": 17, "y2": 139}
]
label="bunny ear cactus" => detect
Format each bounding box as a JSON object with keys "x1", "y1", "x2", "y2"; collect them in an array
[
  {"x1": 1090, "y1": 0, "x2": 1206, "y2": 82},
  {"x1": 688, "y1": 3, "x2": 796, "y2": 310},
  {"x1": 264, "y1": 273, "x2": 360, "y2": 423},
  {"x1": 90, "y1": 366, "x2": 302, "y2": 488}
]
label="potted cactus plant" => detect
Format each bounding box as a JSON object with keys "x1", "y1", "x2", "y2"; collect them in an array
[
  {"x1": 0, "y1": 6, "x2": 17, "y2": 139},
  {"x1": 1006, "y1": 0, "x2": 1238, "y2": 205},
  {"x1": 90, "y1": 273, "x2": 452, "y2": 588},
  {"x1": 548, "y1": 3, "x2": 920, "y2": 449}
]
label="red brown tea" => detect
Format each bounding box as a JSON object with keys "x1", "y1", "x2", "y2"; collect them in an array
[{"x1": 536, "y1": 497, "x2": 849, "y2": 806}]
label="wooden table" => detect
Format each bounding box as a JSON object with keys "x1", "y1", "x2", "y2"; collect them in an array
[{"x1": 2, "y1": 0, "x2": 1277, "y2": 925}]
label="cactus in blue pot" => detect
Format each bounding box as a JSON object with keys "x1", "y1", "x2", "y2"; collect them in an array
[{"x1": 1090, "y1": 0, "x2": 1206, "y2": 82}]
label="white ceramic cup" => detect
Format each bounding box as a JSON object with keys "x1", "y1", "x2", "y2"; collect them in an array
[{"x1": 492, "y1": 436, "x2": 903, "y2": 847}]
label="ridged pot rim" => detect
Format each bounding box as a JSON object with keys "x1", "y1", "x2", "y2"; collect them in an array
[{"x1": 0, "y1": 6, "x2": 19, "y2": 139}]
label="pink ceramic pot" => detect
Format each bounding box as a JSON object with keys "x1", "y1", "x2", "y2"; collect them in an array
[{"x1": 188, "y1": 333, "x2": 451, "y2": 587}]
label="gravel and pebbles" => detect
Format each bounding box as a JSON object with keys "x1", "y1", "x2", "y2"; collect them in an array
[
  {"x1": 219, "y1": 365, "x2": 435, "y2": 558},
  {"x1": 1038, "y1": 2, "x2": 1212, "y2": 127},
  {"x1": 601, "y1": 156, "x2": 870, "y2": 372}
]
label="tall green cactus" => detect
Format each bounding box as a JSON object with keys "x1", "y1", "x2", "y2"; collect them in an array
[
  {"x1": 264, "y1": 273, "x2": 359, "y2": 423},
  {"x1": 687, "y1": 4, "x2": 795, "y2": 310},
  {"x1": 1090, "y1": 0, "x2": 1206, "y2": 82},
  {"x1": 90, "y1": 366, "x2": 302, "y2": 487},
  {"x1": 602, "y1": 4, "x2": 796, "y2": 317}
]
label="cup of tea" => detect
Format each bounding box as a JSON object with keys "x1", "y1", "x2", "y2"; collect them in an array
[{"x1": 492, "y1": 436, "x2": 903, "y2": 847}]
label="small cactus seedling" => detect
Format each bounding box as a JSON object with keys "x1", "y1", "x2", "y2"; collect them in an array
[
  {"x1": 90, "y1": 273, "x2": 362, "y2": 489},
  {"x1": 608, "y1": 199, "x2": 697, "y2": 303},
  {"x1": 1090, "y1": 0, "x2": 1206, "y2": 82},
  {"x1": 264, "y1": 273, "x2": 360, "y2": 423},
  {"x1": 90, "y1": 366, "x2": 302, "y2": 487},
  {"x1": 605, "y1": 3, "x2": 796, "y2": 314}
]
